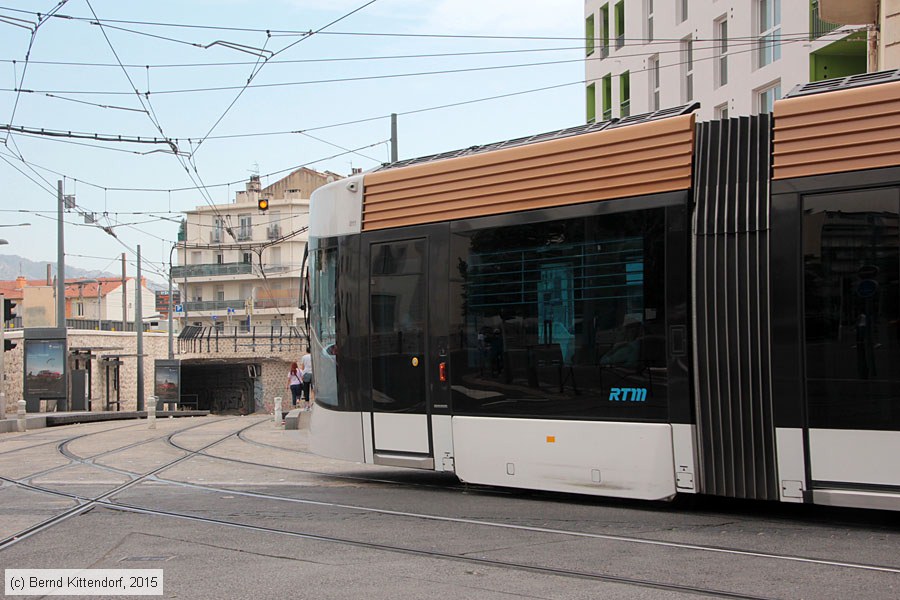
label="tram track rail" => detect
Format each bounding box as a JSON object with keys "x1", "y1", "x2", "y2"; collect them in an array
[
  {"x1": 0, "y1": 416, "x2": 256, "y2": 551},
  {"x1": 3, "y1": 416, "x2": 899, "y2": 587},
  {"x1": 0, "y1": 476, "x2": 779, "y2": 600}
]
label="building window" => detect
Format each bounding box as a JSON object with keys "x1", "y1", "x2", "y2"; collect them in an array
[
  {"x1": 682, "y1": 37, "x2": 693, "y2": 103},
  {"x1": 678, "y1": 0, "x2": 688, "y2": 23},
  {"x1": 757, "y1": 0, "x2": 781, "y2": 68},
  {"x1": 757, "y1": 81, "x2": 781, "y2": 114},
  {"x1": 716, "y1": 103, "x2": 729, "y2": 119},
  {"x1": 614, "y1": 1, "x2": 625, "y2": 50},
  {"x1": 600, "y1": 4, "x2": 610, "y2": 57},
  {"x1": 76, "y1": 302, "x2": 84, "y2": 317},
  {"x1": 215, "y1": 285, "x2": 225, "y2": 302},
  {"x1": 645, "y1": 0, "x2": 654, "y2": 42},
  {"x1": 716, "y1": 17, "x2": 728, "y2": 87},
  {"x1": 213, "y1": 217, "x2": 224, "y2": 243},
  {"x1": 602, "y1": 74, "x2": 613, "y2": 120},
  {"x1": 586, "y1": 83, "x2": 597, "y2": 123},
  {"x1": 648, "y1": 55, "x2": 660, "y2": 111},
  {"x1": 238, "y1": 214, "x2": 252, "y2": 240},
  {"x1": 619, "y1": 71, "x2": 630, "y2": 117},
  {"x1": 215, "y1": 252, "x2": 224, "y2": 264},
  {"x1": 242, "y1": 252, "x2": 253, "y2": 264},
  {"x1": 586, "y1": 14, "x2": 595, "y2": 56}
]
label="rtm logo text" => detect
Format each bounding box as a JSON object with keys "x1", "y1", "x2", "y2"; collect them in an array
[{"x1": 609, "y1": 388, "x2": 647, "y2": 402}]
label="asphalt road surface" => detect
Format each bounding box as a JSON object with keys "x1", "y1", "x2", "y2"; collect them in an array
[{"x1": 1, "y1": 415, "x2": 898, "y2": 599}]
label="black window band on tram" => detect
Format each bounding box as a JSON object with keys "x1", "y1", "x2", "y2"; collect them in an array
[{"x1": 447, "y1": 206, "x2": 671, "y2": 422}]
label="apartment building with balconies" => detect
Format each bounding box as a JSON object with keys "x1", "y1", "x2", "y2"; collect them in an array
[
  {"x1": 174, "y1": 167, "x2": 340, "y2": 330},
  {"x1": 583, "y1": 0, "x2": 870, "y2": 123}
]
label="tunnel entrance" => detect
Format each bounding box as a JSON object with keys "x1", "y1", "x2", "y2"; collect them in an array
[{"x1": 180, "y1": 361, "x2": 261, "y2": 414}]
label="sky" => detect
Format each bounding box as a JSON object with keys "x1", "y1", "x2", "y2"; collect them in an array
[{"x1": 0, "y1": 0, "x2": 584, "y2": 285}]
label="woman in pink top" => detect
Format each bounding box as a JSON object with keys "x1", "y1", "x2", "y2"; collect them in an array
[{"x1": 287, "y1": 361, "x2": 302, "y2": 408}]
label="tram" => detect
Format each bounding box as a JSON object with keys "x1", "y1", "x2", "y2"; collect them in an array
[{"x1": 307, "y1": 70, "x2": 900, "y2": 511}]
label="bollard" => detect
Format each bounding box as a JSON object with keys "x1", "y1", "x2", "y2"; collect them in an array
[
  {"x1": 148, "y1": 395, "x2": 157, "y2": 430},
  {"x1": 274, "y1": 396, "x2": 283, "y2": 427},
  {"x1": 16, "y1": 399, "x2": 26, "y2": 433}
]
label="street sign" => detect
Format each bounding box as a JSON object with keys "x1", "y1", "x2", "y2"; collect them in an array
[
  {"x1": 227, "y1": 307, "x2": 235, "y2": 315},
  {"x1": 174, "y1": 304, "x2": 184, "y2": 313},
  {"x1": 211, "y1": 315, "x2": 218, "y2": 321}
]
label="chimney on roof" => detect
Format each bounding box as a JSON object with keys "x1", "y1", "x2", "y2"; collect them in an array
[
  {"x1": 15, "y1": 275, "x2": 26, "y2": 289},
  {"x1": 247, "y1": 175, "x2": 261, "y2": 193},
  {"x1": 46, "y1": 264, "x2": 52, "y2": 285},
  {"x1": 351, "y1": 168, "x2": 362, "y2": 175}
]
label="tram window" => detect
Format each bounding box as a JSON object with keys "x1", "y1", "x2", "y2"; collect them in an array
[
  {"x1": 449, "y1": 209, "x2": 668, "y2": 421},
  {"x1": 311, "y1": 244, "x2": 339, "y2": 407},
  {"x1": 803, "y1": 188, "x2": 900, "y2": 431}
]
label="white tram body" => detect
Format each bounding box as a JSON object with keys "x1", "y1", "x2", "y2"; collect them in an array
[{"x1": 308, "y1": 72, "x2": 900, "y2": 511}]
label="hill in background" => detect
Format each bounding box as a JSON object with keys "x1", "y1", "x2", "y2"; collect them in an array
[{"x1": 0, "y1": 253, "x2": 165, "y2": 291}]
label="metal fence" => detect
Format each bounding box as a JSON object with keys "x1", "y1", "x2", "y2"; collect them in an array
[
  {"x1": 178, "y1": 324, "x2": 307, "y2": 353},
  {"x1": 4, "y1": 318, "x2": 150, "y2": 332}
]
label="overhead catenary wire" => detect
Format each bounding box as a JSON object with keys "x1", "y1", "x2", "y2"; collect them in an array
[
  {"x1": 0, "y1": 32, "x2": 804, "y2": 199},
  {"x1": 0, "y1": 45, "x2": 588, "y2": 70},
  {"x1": 0, "y1": 32, "x2": 846, "y2": 98},
  {"x1": 0, "y1": 5, "x2": 868, "y2": 42},
  {"x1": 0, "y1": 15, "x2": 857, "y2": 281}
]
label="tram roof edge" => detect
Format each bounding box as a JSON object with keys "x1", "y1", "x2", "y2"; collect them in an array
[{"x1": 375, "y1": 102, "x2": 700, "y2": 172}]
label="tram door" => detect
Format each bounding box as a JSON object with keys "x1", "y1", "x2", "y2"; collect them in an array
[{"x1": 369, "y1": 237, "x2": 434, "y2": 467}]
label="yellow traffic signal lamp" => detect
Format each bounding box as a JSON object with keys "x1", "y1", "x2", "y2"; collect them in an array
[{"x1": 258, "y1": 197, "x2": 269, "y2": 211}]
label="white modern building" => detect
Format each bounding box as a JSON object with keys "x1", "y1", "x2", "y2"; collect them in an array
[
  {"x1": 174, "y1": 168, "x2": 340, "y2": 330},
  {"x1": 584, "y1": 0, "x2": 869, "y2": 122}
]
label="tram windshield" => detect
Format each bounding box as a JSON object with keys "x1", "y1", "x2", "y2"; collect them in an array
[{"x1": 310, "y1": 240, "x2": 338, "y2": 407}]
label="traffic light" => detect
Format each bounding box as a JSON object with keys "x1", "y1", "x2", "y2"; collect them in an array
[
  {"x1": 257, "y1": 197, "x2": 269, "y2": 211},
  {"x1": 2, "y1": 298, "x2": 14, "y2": 324}
]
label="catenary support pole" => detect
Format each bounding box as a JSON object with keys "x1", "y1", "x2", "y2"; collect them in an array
[
  {"x1": 57, "y1": 180, "x2": 65, "y2": 330},
  {"x1": 136, "y1": 245, "x2": 144, "y2": 411},
  {"x1": 168, "y1": 243, "x2": 175, "y2": 359},
  {"x1": 121, "y1": 253, "x2": 127, "y2": 331},
  {"x1": 391, "y1": 113, "x2": 398, "y2": 163}
]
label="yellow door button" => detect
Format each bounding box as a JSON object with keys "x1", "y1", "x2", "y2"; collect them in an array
[
  {"x1": 546, "y1": 436, "x2": 556, "y2": 443},
  {"x1": 411, "y1": 357, "x2": 419, "y2": 367}
]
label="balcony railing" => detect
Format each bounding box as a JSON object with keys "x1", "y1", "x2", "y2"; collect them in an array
[
  {"x1": 182, "y1": 300, "x2": 243, "y2": 312},
  {"x1": 181, "y1": 297, "x2": 298, "y2": 313},
  {"x1": 171, "y1": 262, "x2": 253, "y2": 279},
  {"x1": 810, "y1": 1, "x2": 842, "y2": 40},
  {"x1": 253, "y1": 297, "x2": 300, "y2": 309}
]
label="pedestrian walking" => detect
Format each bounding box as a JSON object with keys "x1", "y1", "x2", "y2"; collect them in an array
[
  {"x1": 287, "y1": 361, "x2": 302, "y2": 408},
  {"x1": 299, "y1": 349, "x2": 313, "y2": 410}
]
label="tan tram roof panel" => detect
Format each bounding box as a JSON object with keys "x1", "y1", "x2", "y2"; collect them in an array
[
  {"x1": 361, "y1": 114, "x2": 695, "y2": 231},
  {"x1": 773, "y1": 80, "x2": 900, "y2": 180}
]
